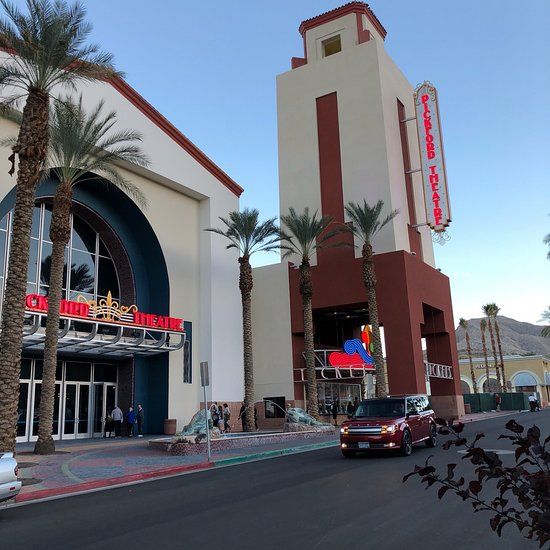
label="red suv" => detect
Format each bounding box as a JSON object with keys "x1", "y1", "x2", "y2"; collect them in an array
[{"x1": 339, "y1": 395, "x2": 436, "y2": 458}]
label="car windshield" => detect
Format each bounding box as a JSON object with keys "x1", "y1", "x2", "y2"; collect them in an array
[{"x1": 354, "y1": 399, "x2": 405, "y2": 418}]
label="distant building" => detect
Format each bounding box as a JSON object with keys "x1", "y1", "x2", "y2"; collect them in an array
[{"x1": 459, "y1": 355, "x2": 550, "y2": 407}]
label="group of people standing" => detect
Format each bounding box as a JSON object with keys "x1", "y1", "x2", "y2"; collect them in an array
[
  {"x1": 210, "y1": 402, "x2": 232, "y2": 433},
  {"x1": 104, "y1": 404, "x2": 145, "y2": 438}
]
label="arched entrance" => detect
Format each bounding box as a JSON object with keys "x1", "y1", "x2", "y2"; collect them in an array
[{"x1": 1, "y1": 176, "x2": 171, "y2": 439}]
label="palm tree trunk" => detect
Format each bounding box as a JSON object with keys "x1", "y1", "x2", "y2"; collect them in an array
[
  {"x1": 465, "y1": 330, "x2": 478, "y2": 393},
  {"x1": 0, "y1": 89, "x2": 49, "y2": 452},
  {"x1": 300, "y1": 261, "x2": 319, "y2": 419},
  {"x1": 494, "y1": 319, "x2": 507, "y2": 392},
  {"x1": 481, "y1": 327, "x2": 490, "y2": 393},
  {"x1": 34, "y1": 183, "x2": 72, "y2": 454},
  {"x1": 486, "y1": 318, "x2": 502, "y2": 392},
  {"x1": 239, "y1": 256, "x2": 255, "y2": 432},
  {"x1": 362, "y1": 243, "x2": 387, "y2": 397}
]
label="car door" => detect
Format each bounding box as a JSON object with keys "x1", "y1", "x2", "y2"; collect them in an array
[
  {"x1": 406, "y1": 397, "x2": 423, "y2": 442},
  {"x1": 418, "y1": 396, "x2": 431, "y2": 439}
]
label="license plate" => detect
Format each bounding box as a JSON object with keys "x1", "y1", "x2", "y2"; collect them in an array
[{"x1": 358, "y1": 442, "x2": 370, "y2": 449}]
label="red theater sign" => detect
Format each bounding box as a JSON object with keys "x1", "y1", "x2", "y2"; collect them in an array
[
  {"x1": 414, "y1": 82, "x2": 451, "y2": 232},
  {"x1": 25, "y1": 292, "x2": 184, "y2": 332}
]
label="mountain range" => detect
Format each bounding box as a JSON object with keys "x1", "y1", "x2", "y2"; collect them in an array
[{"x1": 455, "y1": 316, "x2": 550, "y2": 358}]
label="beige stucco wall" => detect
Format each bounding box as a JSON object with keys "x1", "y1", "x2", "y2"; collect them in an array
[
  {"x1": 278, "y1": 19, "x2": 437, "y2": 265},
  {"x1": 251, "y1": 262, "x2": 294, "y2": 402},
  {"x1": 0, "y1": 53, "x2": 244, "y2": 431}
]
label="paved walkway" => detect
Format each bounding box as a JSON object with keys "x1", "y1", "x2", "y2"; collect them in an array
[
  {"x1": 14, "y1": 433, "x2": 337, "y2": 502},
  {"x1": 460, "y1": 409, "x2": 527, "y2": 422}
]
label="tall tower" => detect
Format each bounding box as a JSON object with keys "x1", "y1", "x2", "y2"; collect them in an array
[{"x1": 253, "y1": 3, "x2": 463, "y2": 421}]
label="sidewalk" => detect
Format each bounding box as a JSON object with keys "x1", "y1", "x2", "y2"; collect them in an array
[
  {"x1": 460, "y1": 409, "x2": 525, "y2": 423},
  {"x1": 13, "y1": 433, "x2": 338, "y2": 504}
]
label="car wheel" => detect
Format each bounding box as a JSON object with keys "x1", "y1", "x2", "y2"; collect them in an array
[
  {"x1": 425, "y1": 423, "x2": 437, "y2": 448},
  {"x1": 341, "y1": 450, "x2": 356, "y2": 458},
  {"x1": 401, "y1": 429, "x2": 412, "y2": 456}
]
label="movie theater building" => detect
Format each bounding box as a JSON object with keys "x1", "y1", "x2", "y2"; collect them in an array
[
  {"x1": 252, "y1": 3, "x2": 465, "y2": 421},
  {"x1": 0, "y1": 57, "x2": 244, "y2": 442}
]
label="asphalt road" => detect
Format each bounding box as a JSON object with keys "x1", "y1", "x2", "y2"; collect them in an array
[{"x1": 1, "y1": 410, "x2": 549, "y2": 550}]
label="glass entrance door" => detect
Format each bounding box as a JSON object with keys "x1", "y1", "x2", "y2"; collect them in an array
[
  {"x1": 29, "y1": 381, "x2": 61, "y2": 442},
  {"x1": 92, "y1": 383, "x2": 117, "y2": 437},
  {"x1": 62, "y1": 383, "x2": 91, "y2": 439}
]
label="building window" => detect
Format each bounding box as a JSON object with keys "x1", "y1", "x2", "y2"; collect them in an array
[
  {"x1": 317, "y1": 382, "x2": 361, "y2": 415},
  {"x1": 322, "y1": 35, "x2": 341, "y2": 57},
  {"x1": 0, "y1": 203, "x2": 121, "y2": 319},
  {"x1": 264, "y1": 396, "x2": 286, "y2": 418}
]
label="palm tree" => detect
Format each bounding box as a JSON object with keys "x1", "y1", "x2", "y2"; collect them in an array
[
  {"x1": 32, "y1": 97, "x2": 148, "y2": 454},
  {"x1": 343, "y1": 200, "x2": 398, "y2": 397},
  {"x1": 459, "y1": 318, "x2": 477, "y2": 393},
  {"x1": 206, "y1": 209, "x2": 280, "y2": 431},
  {"x1": 0, "y1": 0, "x2": 117, "y2": 451},
  {"x1": 540, "y1": 307, "x2": 550, "y2": 338},
  {"x1": 482, "y1": 304, "x2": 502, "y2": 392},
  {"x1": 486, "y1": 302, "x2": 507, "y2": 391},
  {"x1": 480, "y1": 318, "x2": 491, "y2": 392},
  {"x1": 280, "y1": 207, "x2": 335, "y2": 419}
]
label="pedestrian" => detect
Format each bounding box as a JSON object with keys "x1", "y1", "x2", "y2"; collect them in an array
[
  {"x1": 111, "y1": 404, "x2": 123, "y2": 437},
  {"x1": 346, "y1": 400, "x2": 355, "y2": 418},
  {"x1": 223, "y1": 403, "x2": 231, "y2": 433},
  {"x1": 254, "y1": 406, "x2": 259, "y2": 431},
  {"x1": 528, "y1": 393, "x2": 538, "y2": 412},
  {"x1": 218, "y1": 403, "x2": 224, "y2": 427},
  {"x1": 210, "y1": 402, "x2": 220, "y2": 428},
  {"x1": 494, "y1": 393, "x2": 502, "y2": 412},
  {"x1": 126, "y1": 406, "x2": 136, "y2": 437},
  {"x1": 136, "y1": 404, "x2": 144, "y2": 437},
  {"x1": 332, "y1": 398, "x2": 339, "y2": 426},
  {"x1": 238, "y1": 403, "x2": 246, "y2": 431},
  {"x1": 353, "y1": 396, "x2": 359, "y2": 413},
  {"x1": 104, "y1": 409, "x2": 113, "y2": 438}
]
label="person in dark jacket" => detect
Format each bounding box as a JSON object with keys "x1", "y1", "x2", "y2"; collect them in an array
[
  {"x1": 346, "y1": 400, "x2": 355, "y2": 418},
  {"x1": 136, "y1": 404, "x2": 144, "y2": 437},
  {"x1": 104, "y1": 409, "x2": 113, "y2": 438},
  {"x1": 238, "y1": 403, "x2": 246, "y2": 432},
  {"x1": 126, "y1": 406, "x2": 136, "y2": 437},
  {"x1": 332, "y1": 398, "x2": 340, "y2": 426}
]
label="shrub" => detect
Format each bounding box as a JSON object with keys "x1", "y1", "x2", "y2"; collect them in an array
[{"x1": 403, "y1": 419, "x2": 550, "y2": 547}]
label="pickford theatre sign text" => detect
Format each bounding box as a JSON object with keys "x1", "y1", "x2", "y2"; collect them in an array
[
  {"x1": 25, "y1": 291, "x2": 184, "y2": 332},
  {"x1": 414, "y1": 81, "x2": 451, "y2": 232}
]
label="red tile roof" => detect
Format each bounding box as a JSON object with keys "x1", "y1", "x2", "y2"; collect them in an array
[{"x1": 299, "y1": 2, "x2": 387, "y2": 39}]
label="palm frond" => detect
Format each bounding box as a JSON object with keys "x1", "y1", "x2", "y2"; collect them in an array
[
  {"x1": 280, "y1": 207, "x2": 334, "y2": 262},
  {"x1": 206, "y1": 208, "x2": 281, "y2": 258},
  {"x1": 343, "y1": 199, "x2": 399, "y2": 246},
  {"x1": 0, "y1": 0, "x2": 119, "y2": 95},
  {"x1": 45, "y1": 95, "x2": 149, "y2": 208}
]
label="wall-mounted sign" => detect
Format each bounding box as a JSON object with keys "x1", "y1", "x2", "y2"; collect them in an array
[
  {"x1": 328, "y1": 325, "x2": 375, "y2": 369},
  {"x1": 414, "y1": 81, "x2": 451, "y2": 232},
  {"x1": 25, "y1": 291, "x2": 184, "y2": 332}
]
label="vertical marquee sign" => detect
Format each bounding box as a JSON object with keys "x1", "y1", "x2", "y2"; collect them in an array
[{"x1": 414, "y1": 81, "x2": 451, "y2": 232}]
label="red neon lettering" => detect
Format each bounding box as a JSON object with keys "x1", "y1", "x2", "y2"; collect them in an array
[{"x1": 422, "y1": 94, "x2": 429, "y2": 103}]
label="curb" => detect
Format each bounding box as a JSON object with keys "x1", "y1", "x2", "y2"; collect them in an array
[
  {"x1": 214, "y1": 439, "x2": 339, "y2": 467},
  {"x1": 13, "y1": 439, "x2": 339, "y2": 505}
]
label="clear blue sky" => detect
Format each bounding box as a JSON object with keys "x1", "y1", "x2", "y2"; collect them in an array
[{"x1": 27, "y1": 1, "x2": 550, "y2": 325}]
